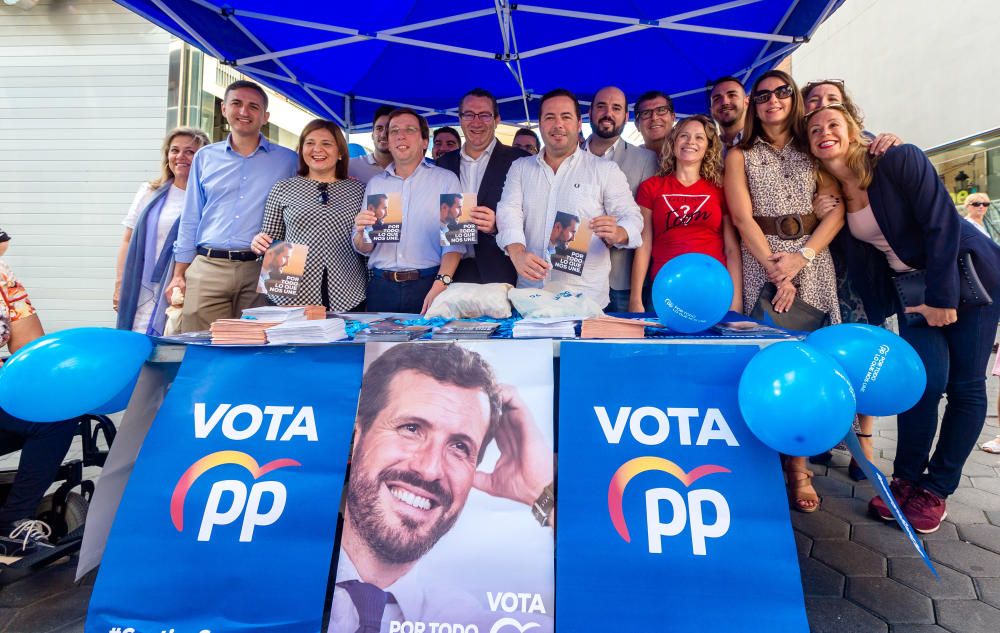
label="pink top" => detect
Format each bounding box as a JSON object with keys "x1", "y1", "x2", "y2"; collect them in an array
[{"x1": 847, "y1": 204, "x2": 914, "y2": 273}]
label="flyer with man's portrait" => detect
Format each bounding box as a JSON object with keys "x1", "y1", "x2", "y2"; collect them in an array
[
  {"x1": 256, "y1": 240, "x2": 309, "y2": 297},
  {"x1": 547, "y1": 211, "x2": 591, "y2": 276},
  {"x1": 365, "y1": 192, "x2": 403, "y2": 243},
  {"x1": 440, "y1": 192, "x2": 479, "y2": 246},
  {"x1": 326, "y1": 340, "x2": 555, "y2": 633}
]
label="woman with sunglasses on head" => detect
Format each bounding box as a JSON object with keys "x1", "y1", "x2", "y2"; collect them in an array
[
  {"x1": 806, "y1": 103, "x2": 1000, "y2": 533},
  {"x1": 251, "y1": 119, "x2": 368, "y2": 311},
  {"x1": 116, "y1": 127, "x2": 210, "y2": 335},
  {"x1": 725, "y1": 70, "x2": 845, "y2": 514},
  {"x1": 630, "y1": 115, "x2": 742, "y2": 313}
]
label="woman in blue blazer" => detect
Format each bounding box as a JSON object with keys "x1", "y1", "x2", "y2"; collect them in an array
[{"x1": 806, "y1": 103, "x2": 1000, "y2": 534}]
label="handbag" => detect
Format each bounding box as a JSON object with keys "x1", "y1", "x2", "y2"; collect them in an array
[
  {"x1": 750, "y1": 282, "x2": 830, "y2": 332},
  {"x1": 893, "y1": 252, "x2": 992, "y2": 326}
]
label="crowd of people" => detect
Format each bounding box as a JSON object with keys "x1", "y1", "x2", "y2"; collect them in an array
[{"x1": 1, "y1": 73, "x2": 998, "y2": 559}]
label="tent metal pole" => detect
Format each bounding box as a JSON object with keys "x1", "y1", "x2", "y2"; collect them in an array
[
  {"x1": 346, "y1": 96, "x2": 353, "y2": 137},
  {"x1": 513, "y1": 0, "x2": 760, "y2": 26},
  {"x1": 149, "y1": 0, "x2": 224, "y2": 59}
]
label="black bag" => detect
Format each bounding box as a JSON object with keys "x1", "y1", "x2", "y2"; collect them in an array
[
  {"x1": 750, "y1": 282, "x2": 830, "y2": 332},
  {"x1": 893, "y1": 252, "x2": 992, "y2": 326}
]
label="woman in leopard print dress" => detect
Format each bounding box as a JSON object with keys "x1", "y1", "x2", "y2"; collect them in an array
[{"x1": 725, "y1": 70, "x2": 845, "y2": 514}]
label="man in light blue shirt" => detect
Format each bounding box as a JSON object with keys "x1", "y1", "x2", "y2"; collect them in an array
[
  {"x1": 166, "y1": 80, "x2": 297, "y2": 332},
  {"x1": 352, "y1": 108, "x2": 464, "y2": 314}
]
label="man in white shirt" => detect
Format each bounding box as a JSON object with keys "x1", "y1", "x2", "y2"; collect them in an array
[
  {"x1": 496, "y1": 89, "x2": 643, "y2": 308},
  {"x1": 349, "y1": 105, "x2": 394, "y2": 184},
  {"x1": 329, "y1": 344, "x2": 553, "y2": 633},
  {"x1": 584, "y1": 86, "x2": 657, "y2": 312},
  {"x1": 352, "y1": 108, "x2": 464, "y2": 314}
]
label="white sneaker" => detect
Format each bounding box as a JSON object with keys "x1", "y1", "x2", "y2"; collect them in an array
[
  {"x1": 982, "y1": 437, "x2": 1000, "y2": 454},
  {"x1": 0, "y1": 519, "x2": 54, "y2": 562}
]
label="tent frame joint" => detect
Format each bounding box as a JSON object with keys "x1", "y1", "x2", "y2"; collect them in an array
[{"x1": 219, "y1": 5, "x2": 234, "y2": 18}]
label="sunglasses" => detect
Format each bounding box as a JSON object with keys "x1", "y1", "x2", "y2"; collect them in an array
[
  {"x1": 969, "y1": 201, "x2": 991, "y2": 208},
  {"x1": 317, "y1": 182, "x2": 329, "y2": 205},
  {"x1": 637, "y1": 105, "x2": 673, "y2": 121},
  {"x1": 752, "y1": 84, "x2": 794, "y2": 105}
]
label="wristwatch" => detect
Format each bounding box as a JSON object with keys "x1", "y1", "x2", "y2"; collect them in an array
[
  {"x1": 434, "y1": 274, "x2": 453, "y2": 286},
  {"x1": 532, "y1": 483, "x2": 555, "y2": 527},
  {"x1": 798, "y1": 247, "x2": 816, "y2": 267}
]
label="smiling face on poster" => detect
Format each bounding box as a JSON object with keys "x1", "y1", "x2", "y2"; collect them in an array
[{"x1": 328, "y1": 340, "x2": 555, "y2": 633}]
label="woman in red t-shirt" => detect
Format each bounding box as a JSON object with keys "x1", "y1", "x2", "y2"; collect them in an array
[{"x1": 630, "y1": 114, "x2": 743, "y2": 312}]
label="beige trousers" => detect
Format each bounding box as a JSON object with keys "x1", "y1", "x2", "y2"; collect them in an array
[{"x1": 179, "y1": 255, "x2": 267, "y2": 332}]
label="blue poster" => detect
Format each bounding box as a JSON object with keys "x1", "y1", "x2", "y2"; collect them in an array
[
  {"x1": 557, "y1": 342, "x2": 808, "y2": 632},
  {"x1": 86, "y1": 345, "x2": 364, "y2": 633}
]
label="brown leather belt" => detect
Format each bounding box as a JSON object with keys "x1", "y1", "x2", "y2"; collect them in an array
[
  {"x1": 753, "y1": 213, "x2": 818, "y2": 240},
  {"x1": 380, "y1": 269, "x2": 422, "y2": 282}
]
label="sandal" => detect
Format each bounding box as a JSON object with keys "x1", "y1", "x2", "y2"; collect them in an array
[
  {"x1": 849, "y1": 433, "x2": 874, "y2": 481},
  {"x1": 982, "y1": 437, "x2": 1000, "y2": 454},
  {"x1": 786, "y1": 467, "x2": 822, "y2": 513}
]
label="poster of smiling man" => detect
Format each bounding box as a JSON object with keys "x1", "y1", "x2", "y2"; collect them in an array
[{"x1": 327, "y1": 341, "x2": 555, "y2": 633}]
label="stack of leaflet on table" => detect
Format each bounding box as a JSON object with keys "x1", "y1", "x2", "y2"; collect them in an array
[
  {"x1": 265, "y1": 317, "x2": 348, "y2": 344},
  {"x1": 241, "y1": 305, "x2": 326, "y2": 323},
  {"x1": 431, "y1": 321, "x2": 499, "y2": 340},
  {"x1": 512, "y1": 317, "x2": 579, "y2": 338},
  {"x1": 364, "y1": 320, "x2": 432, "y2": 341},
  {"x1": 210, "y1": 319, "x2": 277, "y2": 345},
  {"x1": 580, "y1": 315, "x2": 663, "y2": 339}
]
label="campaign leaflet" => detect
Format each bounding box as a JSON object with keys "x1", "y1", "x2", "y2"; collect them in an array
[
  {"x1": 365, "y1": 192, "x2": 403, "y2": 243},
  {"x1": 257, "y1": 240, "x2": 309, "y2": 298},
  {"x1": 327, "y1": 340, "x2": 555, "y2": 633},
  {"x1": 547, "y1": 211, "x2": 591, "y2": 276},
  {"x1": 440, "y1": 192, "x2": 479, "y2": 246}
]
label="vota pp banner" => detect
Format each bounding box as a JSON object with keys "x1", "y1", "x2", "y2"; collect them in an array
[
  {"x1": 327, "y1": 341, "x2": 555, "y2": 633},
  {"x1": 86, "y1": 345, "x2": 364, "y2": 633},
  {"x1": 557, "y1": 342, "x2": 808, "y2": 632}
]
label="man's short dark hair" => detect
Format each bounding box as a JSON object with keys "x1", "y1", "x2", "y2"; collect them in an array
[
  {"x1": 373, "y1": 105, "x2": 395, "y2": 125},
  {"x1": 513, "y1": 128, "x2": 539, "y2": 144},
  {"x1": 459, "y1": 88, "x2": 500, "y2": 117},
  {"x1": 367, "y1": 193, "x2": 388, "y2": 209},
  {"x1": 554, "y1": 211, "x2": 579, "y2": 228},
  {"x1": 387, "y1": 108, "x2": 430, "y2": 141},
  {"x1": 440, "y1": 193, "x2": 463, "y2": 207},
  {"x1": 434, "y1": 126, "x2": 461, "y2": 142},
  {"x1": 539, "y1": 88, "x2": 581, "y2": 119},
  {"x1": 224, "y1": 80, "x2": 268, "y2": 109},
  {"x1": 708, "y1": 76, "x2": 746, "y2": 105},
  {"x1": 635, "y1": 90, "x2": 674, "y2": 115},
  {"x1": 355, "y1": 344, "x2": 502, "y2": 463}
]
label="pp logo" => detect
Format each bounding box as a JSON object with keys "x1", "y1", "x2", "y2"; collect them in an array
[
  {"x1": 171, "y1": 450, "x2": 300, "y2": 542},
  {"x1": 608, "y1": 456, "x2": 731, "y2": 556},
  {"x1": 490, "y1": 619, "x2": 540, "y2": 633}
]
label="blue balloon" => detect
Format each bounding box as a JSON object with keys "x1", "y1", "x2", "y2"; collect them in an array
[
  {"x1": 738, "y1": 342, "x2": 857, "y2": 455},
  {"x1": 348, "y1": 143, "x2": 368, "y2": 158},
  {"x1": 0, "y1": 328, "x2": 152, "y2": 422},
  {"x1": 90, "y1": 372, "x2": 140, "y2": 415},
  {"x1": 806, "y1": 323, "x2": 926, "y2": 416},
  {"x1": 652, "y1": 253, "x2": 733, "y2": 333}
]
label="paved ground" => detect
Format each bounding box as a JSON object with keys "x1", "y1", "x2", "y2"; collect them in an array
[{"x1": 2, "y1": 370, "x2": 999, "y2": 632}]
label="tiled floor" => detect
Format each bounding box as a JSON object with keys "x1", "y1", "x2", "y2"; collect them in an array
[{"x1": 3, "y1": 373, "x2": 1000, "y2": 632}]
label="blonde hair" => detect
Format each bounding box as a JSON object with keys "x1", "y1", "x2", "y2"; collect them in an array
[
  {"x1": 150, "y1": 127, "x2": 211, "y2": 190},
  {"x1": 965, "y1": 192, "x2": 990, "y2": 208},
  {"x1": 805, "y1": 103, "x2": 874, "y2": 190},
  {"x1": 657, "y1": 115, "x2": 723, "y2": 187}
]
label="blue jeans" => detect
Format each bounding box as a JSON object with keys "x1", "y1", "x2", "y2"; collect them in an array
[
  {"x1": 894, "y1": 301, "x2": 1000, "y2": 497},
  {"x1": 0, "y1": 409, "x2": 78, "y2": 527},
  {"x1": 606, "y1": 288, "x2": 631, "y2": 314},
  {"x1": 366, "y1": 268, "x2": 436, "y2": 314}
]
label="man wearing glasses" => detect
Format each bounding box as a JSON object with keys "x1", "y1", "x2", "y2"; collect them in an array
[
  {"x1": 436, "y1": 88, "x2": 528, "y2": 284},
  {"x1": 709, "y1": 76, "x2": 750, "y2": 152},
  {"x1": 583, "y1": 86, "x2": 657, "y2": 312},
  {"x1": 352, "y1": 108, "x2": 464, "y2": 314},
  {"x1": 634, "y1": 90, "x2": 676, "y2": 156},
  {"x1": 349, "y1": 105, "x2": 395, "y2": 184}
]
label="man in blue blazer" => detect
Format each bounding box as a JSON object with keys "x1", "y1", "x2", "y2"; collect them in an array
[{"x1": 437, "y1": 88, "x2": 528, "y2": 285}]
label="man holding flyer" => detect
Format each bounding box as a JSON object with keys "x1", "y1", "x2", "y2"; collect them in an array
[{"x1": 496, "y1": 89, "x2": 642, "y2": 308}]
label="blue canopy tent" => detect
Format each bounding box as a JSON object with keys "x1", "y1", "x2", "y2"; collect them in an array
[{"x1": 115, "y1": 0, "x2": 843, "y2": 132}]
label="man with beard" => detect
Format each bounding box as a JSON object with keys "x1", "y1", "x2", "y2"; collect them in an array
[
  {"x1": 497, "y1": 89, "x2": 642, "y2": 308},
  {"x1": 709, "y1": 76, "x2": 749, "y2": 152},
  {"x1": 439, "y1": 192, "x2": 464, "y2": 246},
  {"x1": 584, "y1": 86, "x2": 657, "y2": 312},
  {"x1": 634, "y1": 90, "x2": 676, "y2": 156},
  {"x1": 330, "y1": 343, "x2": 553, "y2": 632},
  {"x1": 437, "y1": 88, "x2": 528, "y2": 284},
  {"x1": 350, "y1": 105, "x2": 395, "y2": 184}
]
